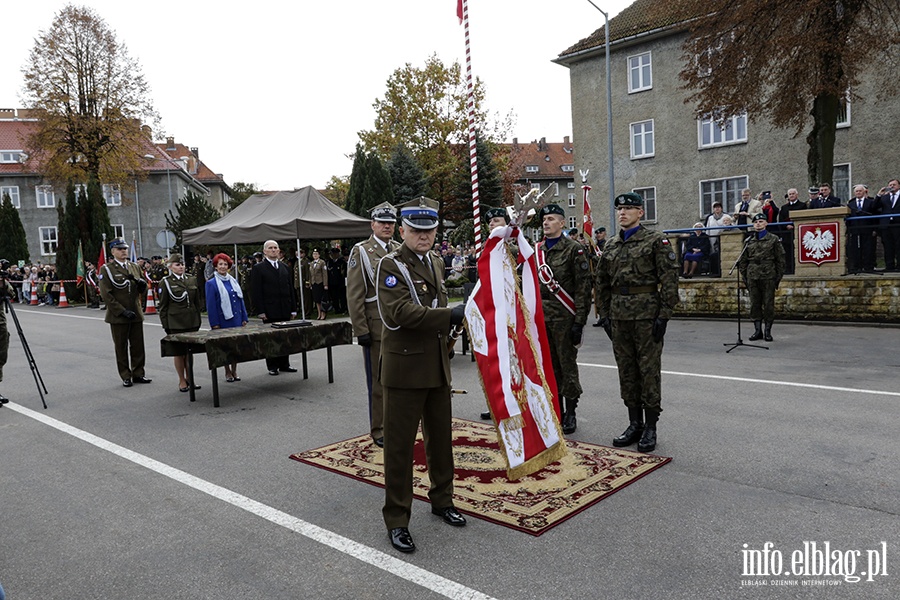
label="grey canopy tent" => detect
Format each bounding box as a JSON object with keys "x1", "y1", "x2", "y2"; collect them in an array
[{"x1": 182, "y1": 185, "x2": 374, "y2": 320}]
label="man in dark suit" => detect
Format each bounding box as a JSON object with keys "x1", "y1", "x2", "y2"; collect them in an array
[
  {"x1": 376, "y1": 197, "x2": 466, "y2": 554},
  {"x1": 250, "y1": 240, "x2": 297, "y2": 375},
  {"x1": 779, "y1": 188, "x2": 807, "y2": 274},
  {"x1": 810, "y1": 183, "x2": 841, "y2": 209},
  {"x1": 847, "y1": 184, "x2": 879, "y2": 273},
  {"x1": 99, "y1": 238, "x2": 151, "y2": 387},
  {"x1": 876, "y1": 178, "x2": 900, "y2": 271}
]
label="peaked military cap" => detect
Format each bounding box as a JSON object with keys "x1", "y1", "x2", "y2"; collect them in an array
[
  {"x1": 614, "y1": 192, "x2": 644, "y2": 207},
  {"x1": 751, "y1": 212, "x2": 768, "y2": 222},
  {"x1": 370, "y1": 201, "x2": 397, "y2": 223},
  {"x1": 400, "y1": 196, "x2": 439, "y2": 230},
  {"x1": 539, "y1": 203, "x2": 566, "y2": 218},
  {"x1": 808, "y1": 187, "x2": 820, "y2": 194},
  {"x1": 483, "y1": 206, "x2": 510, "y2": 223},
  {"x1": 109, "y1": 238, "x2": 128, "y2": 250}
]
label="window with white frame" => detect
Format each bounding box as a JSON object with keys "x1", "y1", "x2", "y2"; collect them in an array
[
  {"x1": 699, "y1": 175, "x2": 749, "y2": 216},
  {"x1": 630, "y1": 120, "x2": 655, "y2": 159},
  {"x1": 103, "y1": 184, "x2": 122, "y2": 206},
  {"x1": 699, "y1": 114, "x2": 747, "y2": 148},
  {"x1": 628, "y1": 52, "x2": 652, "y2": 93},
  {"x1": 567, "y1": 216, "x2": 578, "y2": 230},
  {"x1": 832, "y1": 163, "x2": 851, "y2": 203},
  {"x1": 568, "y1": 193, "x2": 576, "y2": 207},
  {"x1": 525, "y1": 165, "x2": 539, "y2": 173},
  {"x1": 567, "y1": 182, "x2": 576, "y2": 189},
  {"x1": 531, "y1": 182, "x2": 541, "y2": 190},
  {"x1": 0, "y1": 185, "x2": 20, "y2": 208},
  {"x1": 553, "y1": 182, "x2": 559, "y2": 196},
  {"x1": 561, "y1": 165, "x2": 574, "y2": 172},
  {"x1": 837, "y1": 97, "x2": 850, "y2": 128},
  {"x1": 112, "y1": 224, "x2": 125, "y2": 240},
  {"x1": 39, "y1": 226, "x2": 58, "y2": 255},
  {"x1": 0, "y1": 151, "x2": 24, "y2": 163},
  {"x1": 36, "y1": 185, "x2": 55, "y2": 208},
  {"x1": 633, "y1": 187, "x2": 657, "y2": 222}
]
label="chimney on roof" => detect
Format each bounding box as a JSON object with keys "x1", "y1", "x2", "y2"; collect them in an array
[
  {"x1": 190, "y1": 147, "x2": 199, "y2": 159},
  {"x1": 166, "y1": 136, "x2": 176, "y2": 151},
  {"x1": 538, "y1": 137, "x2": 547, "y2": 151},
  {"x1": 564, "y1": 136, "x2": 570, "y2": 145}
]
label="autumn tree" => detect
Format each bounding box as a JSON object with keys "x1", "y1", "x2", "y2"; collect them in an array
[
  {"x1": 21, "y1": 5, "x2": 159, "y2": 186},
  {"x1": 678, "y1": 0, "x2": 899, "y2": 186},
  {"x1": 0, "y1": 193, "x2": 30, "y2": 263},
  {"x1": 322, "y1": 175, "x2": 350, "y2": 208}
]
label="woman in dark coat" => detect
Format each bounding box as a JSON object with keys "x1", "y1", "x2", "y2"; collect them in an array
[
  {"x1": 205, "y1": 253, "x2": 248, "y2": 382},
  {"x1": 158, "y1": 254, "x2": 202, "y2": 392},
  {"x1": 309, "y1": 249, "x2": 327, "y2": 320},
  {"x1": 682, "y1": 223, "x2": 712, "y2": 278}
]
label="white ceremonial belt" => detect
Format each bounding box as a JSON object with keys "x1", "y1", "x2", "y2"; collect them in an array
[{"x1": 365, "y1": 296, "x2": 377, "y2": 303}]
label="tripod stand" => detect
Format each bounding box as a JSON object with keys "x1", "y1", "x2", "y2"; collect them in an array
[
  {"x1": 1, "y1": 295, "x2": 48, "y2": 408},
  {"x1": 724, "y1": 236, "x2": 768, "y2": 353}
]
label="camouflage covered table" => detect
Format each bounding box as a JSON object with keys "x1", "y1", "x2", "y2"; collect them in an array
[{"x1": 161, "y1": 321, "x2": 353, "y2": 407}]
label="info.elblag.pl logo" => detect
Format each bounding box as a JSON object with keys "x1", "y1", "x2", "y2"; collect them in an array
[{"x1": 740, "y1": 541, "x2": 889, "y2": 587}]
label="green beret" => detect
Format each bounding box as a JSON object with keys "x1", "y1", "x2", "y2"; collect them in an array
[
  {"x1": 614, "y1": 192, "x2": 643, "y2": 207},
  {"x1": 751, "y1": 213, "x2": 768, "y2": 222},
  {"x1": 539, "y1": 204, "x2": 566, "y2": 218},
  {"x1": 484, "y1": 207, "x2": 510, "y2": 223}
]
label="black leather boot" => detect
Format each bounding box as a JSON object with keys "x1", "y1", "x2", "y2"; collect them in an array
[
  {"x1": 613, "y1": 407, "x2": 644, "y2": 447},
  {"x1": 638, "y1": 410, "x2": 658, "y2": 453},
  {"x1": 763, "y1": 321, "x2": 773, "y2": 342},
  {"x1": 562, "y1": 397, "x2": 578, "y2": 434},
  {"x1": 748, "y1": 320, "x2": 763, "y2": 341}
]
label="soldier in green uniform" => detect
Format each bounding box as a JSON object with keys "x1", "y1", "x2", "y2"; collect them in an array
[
  {"x1": 158, "y1": 254, "x2": 202, "y2": 392},
  {"x1": 596, "y1": 193, "x2": 679, "y2": 453},
  {"x1": 148, "y1": 255, "x2": 169, "y2": 291},
  {"x1": 99, "y1": 238, "x2": 152, "y2": 387},
  {"x1": 0, "y1": 260, "x2": 11, "y2": 405},
  {"x1": 376, "y1": 197, "x2": 466, "y2": 554},
  {"x1": 347, "y1": 201, "x2": 401, "y2": 447},
  {"x1": 739, "y1": 213, "x2": 785, "y2": 342},
  {"x1": 535, "y1": 204, "x2": 591, "y2": 434}
]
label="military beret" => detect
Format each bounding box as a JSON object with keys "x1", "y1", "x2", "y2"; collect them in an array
[
  {"x1": 483, "y1": 207, "x2": 510, "y2": 223},
  {"x1": 614, "y1": 192, "x2": 644, "y2": 207},
  {"x1": 751, "y1": 212, "x2": 768, "y2": 222},
  {"x1": 595, "y1": 227, "x2": 606, "y2": 233},
  {"x1": 539, "y1": 204, "x2": 565, "y2": 218},
  {"x1": 109, "y1": 238, "x2": 128, "y2": 250}
]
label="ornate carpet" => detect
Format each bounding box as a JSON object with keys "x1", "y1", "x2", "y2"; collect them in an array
[{"x1": 290, "y1": 418, "x2": 671, "y2": 536}]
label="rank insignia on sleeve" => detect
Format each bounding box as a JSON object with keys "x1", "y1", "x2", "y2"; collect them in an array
[{"x1": 385, "y1": 275, "x2": 398, "y2": 288}]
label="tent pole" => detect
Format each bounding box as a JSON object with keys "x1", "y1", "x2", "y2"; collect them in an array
[
  {"x1": 233, "y1": 243, "x2": 238, "y2": 277},
  {"x1": 296, "y1": 238, "x2": 308, "y2": 322}
]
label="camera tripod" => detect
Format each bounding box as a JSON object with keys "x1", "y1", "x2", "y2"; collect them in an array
[{"x1": 1, "y1": 294, "x2": 48, "y2": 408}]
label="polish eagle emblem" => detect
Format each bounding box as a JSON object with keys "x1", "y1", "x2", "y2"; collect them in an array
[{"x1": 798, "y1": 222, "x2": 840, "y2": 265}]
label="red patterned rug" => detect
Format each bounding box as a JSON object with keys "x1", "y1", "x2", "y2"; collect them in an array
[{"x1": 290, "y1": 418, "x2": 671, "y2": 536}]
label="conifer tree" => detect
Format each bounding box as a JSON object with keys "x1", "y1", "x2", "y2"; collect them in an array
[
  {"x1": 54, "y1": 182, "x2": 80, "y2": 280},
  {"x1": 345, "y1": 144, "x2": 367, "y2": 217},
  {"x1": 0, "y1": 193, "x2": 30, "y2": 263},
  {"x1": 387, "y1": 144, "x2": 427, "y2": 204},
  {"x1": 165, "y1": 190, "x2": 220, "y2": 248},
  {"x1": 363, "y1": 153, "x2": 394, "y2": 213}
]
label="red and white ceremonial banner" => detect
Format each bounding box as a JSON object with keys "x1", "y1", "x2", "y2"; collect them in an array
[{"x1": 464, "y1": 226, "x2": 567, "y2": 480}]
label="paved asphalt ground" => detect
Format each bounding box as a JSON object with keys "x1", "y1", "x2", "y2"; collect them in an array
[{"x1": 1, "y1": 304, "x2": 898, "y2": 600}]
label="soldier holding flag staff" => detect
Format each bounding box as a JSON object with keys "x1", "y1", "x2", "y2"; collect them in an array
[{"x1": 596, "y1": 193, "x2": 679, "y2": 453}]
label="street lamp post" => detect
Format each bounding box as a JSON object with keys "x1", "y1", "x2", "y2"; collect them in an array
[
  {"x1": 586, "y1": 0, "x2": 616, "y2": 233},
  {"x1": 143, "y1": 154, "x2": 176, "y2": 257}
]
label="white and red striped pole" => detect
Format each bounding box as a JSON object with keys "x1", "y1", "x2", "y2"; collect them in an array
[{"x1": 460, "y1": 0, "x2": 481, "y2": 256}]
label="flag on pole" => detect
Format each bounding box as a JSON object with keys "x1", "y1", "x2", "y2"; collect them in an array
[
  {"x1": 582, "y1": 185, "x2": 593, "y2": 239},
  {"x1": 96, "y1": 244, "x2": 106, "y2": 272},
  {"x1": 464, "y1": 225, "x2": 567, "y2": 480},
  {"x1": 457, "y1": 0, "x2": 463, "y2": 23},
  {"x1": 130, "y1": 237, "x2": 137, "y2": 263},
  {"x1": 75, "y1": 242, "x2": 85, "y2": 285}
]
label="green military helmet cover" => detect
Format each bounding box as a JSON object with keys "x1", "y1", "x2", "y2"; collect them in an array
[{"x1": 614, "y1": 192, "x2": 643, "y2": 207}]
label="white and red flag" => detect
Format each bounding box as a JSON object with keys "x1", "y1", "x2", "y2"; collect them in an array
[{"x1": 464, "y1": 225, "x2": 567, "y2": 480}]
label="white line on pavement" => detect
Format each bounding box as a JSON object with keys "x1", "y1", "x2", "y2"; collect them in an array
[
  {"x1": 578, "y1": 362, "x2": 900, "y2": 397},
  {"x1": 5, "y1": 402, "x2": 496, "y2": 600}
]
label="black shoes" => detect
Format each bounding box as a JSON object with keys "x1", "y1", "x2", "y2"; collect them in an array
[
  {"x1": 122, "y1": 379, "x2": 133, "y2": 387},
  {"x1": 0, "y1": 393, "x2": 9, "y2": 405},
  {"x1": 613, "y1": 421, "x2": 645, "y2": 447},
  {"x1": 279, "y1": 366, "x2": 298, "y2": 373},
  {"x1": 763, "y1": 322, "x2": 773, "y2": 342},
  {"x1": 133, "y1": 376, "x2": 152, "y2": 384},
  {"x1": 431, "y1": 506, "x2": 467, "y2": 527},
  {"x1": 749, "y1": 320, "x2": 764, "y2": 341},
  {"x1": 389, "y1": 527, "x2": 415, "y2": 553},
  {"x1": 562, "y1": 412, "x2": 577, "y2": 434},
  {"x1": 373, "y1": 437, "x2": 384, "y2": 448},
  {"x1": 480, "y1": 411, "x2": 491, "y2": 420},
  {"x1": 268, "y1": 369, "x2": 279, "y2": 376}
]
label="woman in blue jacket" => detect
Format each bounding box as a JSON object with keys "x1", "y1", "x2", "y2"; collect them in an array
[{"x1": 206, "y1": 253, "x2": 248, "y2": 382}]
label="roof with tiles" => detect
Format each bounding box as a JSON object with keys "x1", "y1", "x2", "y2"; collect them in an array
[
  {"x1": 151, "y1": 140, "x2": 224, "y2": 184},
  {"x1": 558, "y1": 0, "x2": 705, "y2": 59},
  {"x1": 0, "y1": 119, "x2": 39, "y2": 175},
  {"x1": 508, "y1": 137, "x2": 576, "y2": 181}
]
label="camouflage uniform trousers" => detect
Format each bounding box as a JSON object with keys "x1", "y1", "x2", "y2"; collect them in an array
[
  {"x1": 747, "y1": 278, "x2": 777, "y2": 322},
  {"x1": 544, "y1": 316, "x2": 582, "y2": 406},
  {"x1": 610, "y1": 319, "x2": 663, "y2": 413}
]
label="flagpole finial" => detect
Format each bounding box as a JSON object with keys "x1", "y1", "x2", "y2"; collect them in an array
[{"x1": 580, "y1": 169, "x2": 590, "y2": 184}]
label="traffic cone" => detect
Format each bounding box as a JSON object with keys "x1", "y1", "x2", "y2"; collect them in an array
[
  {"x1": 144, "y1": 286, "x2": 157, "y2": 315},
  {"x1": 57, "y1": 282, "x2": 70, "y2": 308},
  {"x1": 30, "y1": 285, "x2": 38, "y2": 305}
]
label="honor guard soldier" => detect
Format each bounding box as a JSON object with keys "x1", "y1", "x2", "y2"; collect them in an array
[
  {"x1": 100, "y1": 238, "x2": 152, "y2": 387},
  {"x1": 347, "y1": 201, "x2": 401, "y2": 447},
  {"x1": 535, "y1": 203, "x2": 591, "y2": 434},
  {"x1": 738, "y1": 213, "x2": 785, "y2": 342},
  {"x1": 596, "y1": 192, "x2": 679, "y2": 452},
  {"x1": 376, "y1": 196, "x2": 467, "y2": 554}
]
